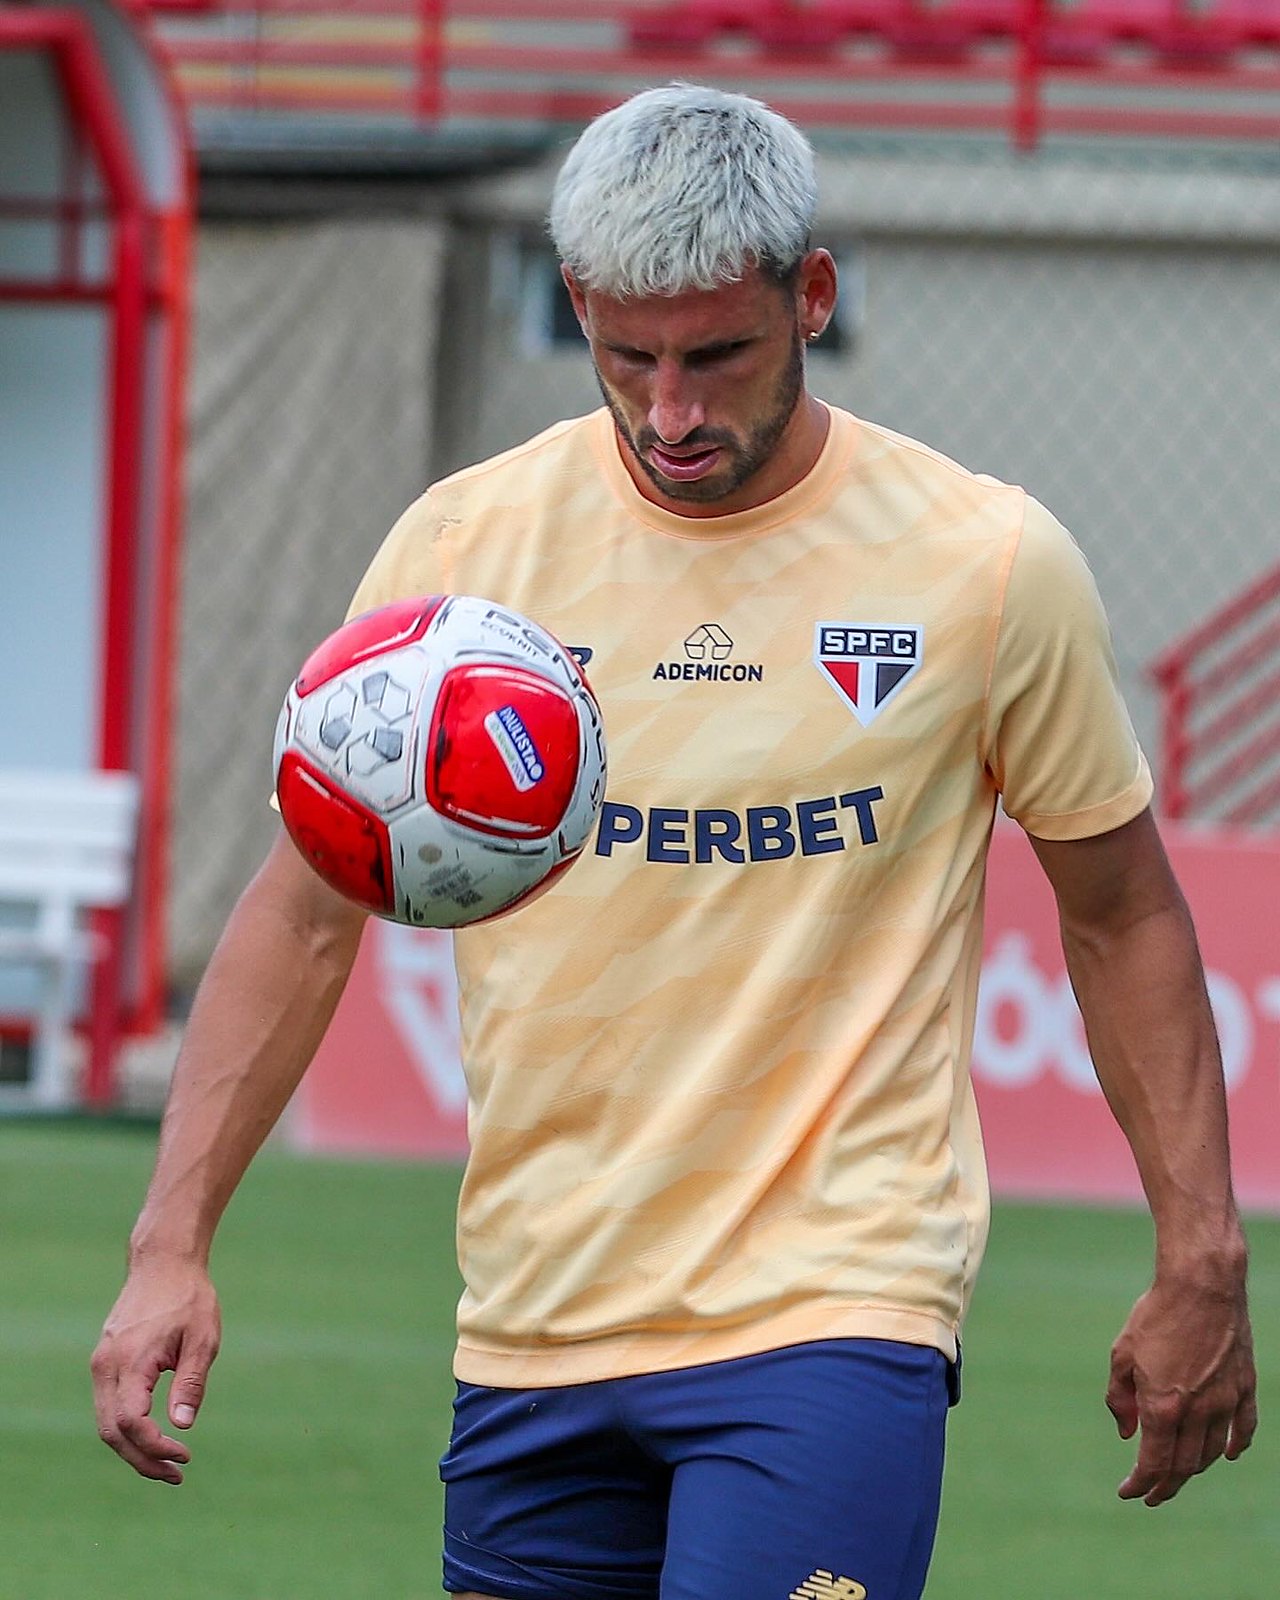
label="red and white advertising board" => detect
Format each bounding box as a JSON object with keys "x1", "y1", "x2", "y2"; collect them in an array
[
  {"x1": 974, "y1": 823, "x2": 1279, "y2": 1211},
  {"x1": 293, "y1": 823, "x2": 1280, "y2": 1212},
  {"x1": 293, "y1": 915, "x2": 467, "y2": 1160}
]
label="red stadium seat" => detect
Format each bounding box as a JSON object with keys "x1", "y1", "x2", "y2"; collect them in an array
[
  {"x1": 754, "y1": 5, "x2": 846, "y2": 49},
  {"x1": 628, "y1": 1, "x2": 795, "y2": 49},
  {"x1": 879, "y1": 0, "x2": 1020, "y2": 62},
  {"x1": 1040, "y1": 0, "x2": 1237, "y2": 65}
]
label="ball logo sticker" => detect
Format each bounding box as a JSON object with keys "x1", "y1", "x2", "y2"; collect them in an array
[
  {"x1": 484, "y1": 703, "x2": 546, "y2": 790},
  {"x1": 814, "y1": 623, "x2": 924, "y2": 727}
]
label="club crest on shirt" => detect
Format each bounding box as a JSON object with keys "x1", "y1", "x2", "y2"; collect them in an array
[{"x1": 814, "y1": 622, "x2": 924, "y2": 726}]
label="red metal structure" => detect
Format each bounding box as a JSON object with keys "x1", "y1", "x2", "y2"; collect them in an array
[
  {"x1": 133, "y1": 0, "x2": 1280, "y2": 151},
  {"x1": 0, "y1": 0, "x2": 193, "y2": 1102},
  {"x1": 1152, "y1": 563, "x2": 1280, "y2": 827}
]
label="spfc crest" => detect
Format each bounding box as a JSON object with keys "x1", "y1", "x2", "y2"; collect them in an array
[{"x1": 814, "y1": 623, "x2": 924, "y2": 727}]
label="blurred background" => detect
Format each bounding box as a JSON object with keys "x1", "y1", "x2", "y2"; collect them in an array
[{"x1": 1, "y1": 1, "x2": 1278, "y2": 1594}]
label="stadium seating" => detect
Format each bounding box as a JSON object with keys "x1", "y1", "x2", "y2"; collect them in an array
[
  {"x1": 131, "y1": 0, "x2": 1280, "y2": 150},
  {"x1": 625, "y1": 0, "x2": 1280, "y2": 65}
]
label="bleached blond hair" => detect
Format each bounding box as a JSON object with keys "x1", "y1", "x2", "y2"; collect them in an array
[{"x1": 549, "y1": 83, "x2": 818, "y2": 298}]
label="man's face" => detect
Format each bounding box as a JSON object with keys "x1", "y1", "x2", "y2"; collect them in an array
[{"x1": 565, "y1": 257, "x2": 832, "y2": 515}]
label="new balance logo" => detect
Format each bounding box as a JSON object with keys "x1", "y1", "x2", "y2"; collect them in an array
[{"x1": 790, "y1": 1571, "x2": 868, "y2": 1600}]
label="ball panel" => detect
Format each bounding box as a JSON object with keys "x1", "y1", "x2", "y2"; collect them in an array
[
  {"x1": 277, "y1": 750, "x2": 396, "y2": 914},
  {"x1": 386, "y1": 810, "x2": 554, "y2": 927},
  {"x1": 287, "y1": 646, "x2": 426, "y2": 818},
  {"x1": 295, "y1": 596, "x2": 446, "y2": 698},
  {"x1": 469, "y1": 845, "x2": 583, "y2": 924},
  {"x1": 427, "y1": 664, "x2": 582, "y2": 840}
]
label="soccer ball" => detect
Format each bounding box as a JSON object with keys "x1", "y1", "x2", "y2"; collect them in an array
[{"x1": 273, "y1": 594, "x2": 606, "y2": 927}]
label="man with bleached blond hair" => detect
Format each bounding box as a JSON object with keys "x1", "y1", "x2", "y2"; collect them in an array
[{"x1": 94, "y1": 83, "x2": 1255, "y2": 1600}]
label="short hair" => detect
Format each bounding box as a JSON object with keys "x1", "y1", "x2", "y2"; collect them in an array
[{"x1": 549, "y1": 83, "x2": 818, "y2": 299}]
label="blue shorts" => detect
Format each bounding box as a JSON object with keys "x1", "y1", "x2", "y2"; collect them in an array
[{"x1": 440, "y1": 1339, "x2": 951, "y2": 1600}]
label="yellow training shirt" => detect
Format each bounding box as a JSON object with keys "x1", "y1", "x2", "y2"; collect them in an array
[{"x1": 346, "y1": 405, "x2": 1152, "y2": 1388}]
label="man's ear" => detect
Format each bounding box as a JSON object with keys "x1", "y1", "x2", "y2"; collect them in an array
[{"x1": 797, "y1": 248, "x2": 838, "y2": 344}]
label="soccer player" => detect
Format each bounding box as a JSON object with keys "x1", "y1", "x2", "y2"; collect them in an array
[{"x1": 92, "y1": 84, "x2": 1256, "y2": 1600}]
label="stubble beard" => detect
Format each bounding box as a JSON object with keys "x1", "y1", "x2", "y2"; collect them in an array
[{"x1": 597, "y1": 328, "x2": 806, "y2": 506}]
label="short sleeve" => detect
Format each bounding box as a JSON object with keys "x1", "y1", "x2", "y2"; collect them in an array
[
  {"x1": 983, "y1": 497, "x2": 1153, "y2": 841},
  {"x1": 344, "y1": 488, "x2": 454, "y2": 622}
]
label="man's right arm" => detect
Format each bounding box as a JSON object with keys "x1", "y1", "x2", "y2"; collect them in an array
[{"x1": 91, "y1": 827, "x2": 368, "y2": 1483}]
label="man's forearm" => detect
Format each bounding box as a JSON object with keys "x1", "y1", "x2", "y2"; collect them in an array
[
  {"x1": 1059, "y1": 893, "x2": 1244, "y2": 1274},
  {"x1": 130, "y1": 839, "x2": 366, "y2": 1267}
]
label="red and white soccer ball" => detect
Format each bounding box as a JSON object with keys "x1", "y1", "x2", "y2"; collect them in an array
[{"x1": 273, "y1": 595, "x2": 606, "y2": 927}]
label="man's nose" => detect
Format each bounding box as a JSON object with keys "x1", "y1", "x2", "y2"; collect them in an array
[{"x1": 648, "y1": 360, "x2": 705, "y2": 445}]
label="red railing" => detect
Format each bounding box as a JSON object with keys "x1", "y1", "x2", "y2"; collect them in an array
[
  {"x1": 131, "y1": 0, "x2": 1280, "y2": 151},
  {"x1": 1, "y1": 5, "x2": 194, "y2": 1093},
  {"x1": 1152, "y1": 564, "x2": 1280, "y2": 827}
]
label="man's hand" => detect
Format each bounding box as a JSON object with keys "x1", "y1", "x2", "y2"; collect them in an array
[
  {"x1": 1107, "y1": 1268, "x2": 1257, "y2": 1507},
  {"x1": 91, "y1": 1261, "x2": 221, "y2": 1485}
]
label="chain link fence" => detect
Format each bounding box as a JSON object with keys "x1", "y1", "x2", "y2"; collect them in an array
[
  {"x1": 170, "y1": 215, "x2": 446, "y2": 990},
  {"x1": 168, "y1": 145, "x2": 1280, "y2": 990},
  {"x1": 846, "y1": 232, "x2": 1280, "y2": 753}
]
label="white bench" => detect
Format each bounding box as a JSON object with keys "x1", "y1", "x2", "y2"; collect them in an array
[{"x1": 0, "y1": 769, "x2": 140, "y2": 1109}]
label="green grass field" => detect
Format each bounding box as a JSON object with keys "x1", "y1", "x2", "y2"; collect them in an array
[{"x1": 2, "y1": 1119, "x2": 1275, "y2": 1599}]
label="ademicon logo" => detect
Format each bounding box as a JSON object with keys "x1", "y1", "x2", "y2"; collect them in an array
[
  {"x1": 653, "y1": 623, "x2": 764, "y2": 684},
  {"x1": 974, "y1": 932, "x2": 1280, "y2": 1093}
]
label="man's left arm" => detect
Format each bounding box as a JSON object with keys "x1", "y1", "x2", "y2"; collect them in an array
[{"x1": 1029, "y1": 806, "x2": 1258, "y2": 1507}]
